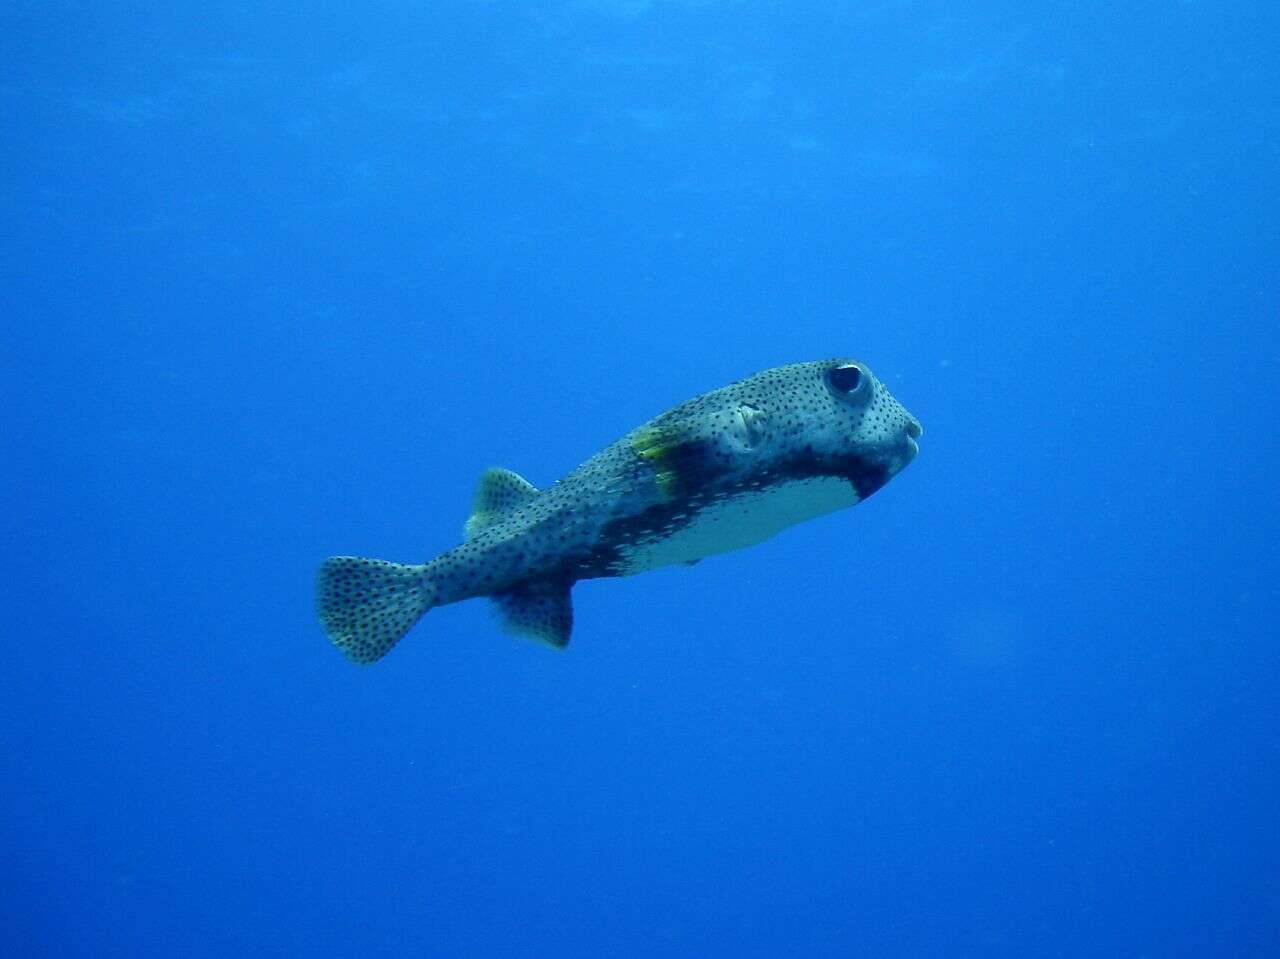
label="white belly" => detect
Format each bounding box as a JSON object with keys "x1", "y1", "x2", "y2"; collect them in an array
[{"x1": 614, "y1": 476, "x2": 860, "y2": 574}]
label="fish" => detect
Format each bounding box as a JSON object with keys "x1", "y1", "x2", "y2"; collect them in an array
[{"x1": 317, "y1": 358, "x2": 922, "y2": 664}]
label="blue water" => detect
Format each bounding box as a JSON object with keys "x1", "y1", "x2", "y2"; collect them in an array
[{"x1": 5, "y1": 3, "x2": 1278, "y2": 956}]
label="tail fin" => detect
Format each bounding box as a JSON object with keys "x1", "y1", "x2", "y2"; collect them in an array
[{"x1": 317, "y1": 557, "x2": 435, "y2": 664}]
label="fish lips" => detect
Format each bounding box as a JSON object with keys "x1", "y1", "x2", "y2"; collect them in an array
[{"x1": 902, "y1": 416, "x2": 923, "y2": 461}]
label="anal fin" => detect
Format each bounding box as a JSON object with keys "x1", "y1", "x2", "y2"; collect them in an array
[{"x1": 491, "y1": 578, "x2": 573, "y2": 649}]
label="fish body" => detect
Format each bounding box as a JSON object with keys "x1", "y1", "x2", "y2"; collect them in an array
[{"x1": 318, "y1": 358, "x2": 921, "y2": 664}]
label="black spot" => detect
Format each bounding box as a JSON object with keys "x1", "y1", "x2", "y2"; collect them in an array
[{"x1": 845, "y1": 458, "x2": 891, "y2": 499}]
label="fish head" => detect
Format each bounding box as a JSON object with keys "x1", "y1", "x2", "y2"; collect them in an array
[{"x1": 792, "y1": 358, "x2": 922, "y2": 499}]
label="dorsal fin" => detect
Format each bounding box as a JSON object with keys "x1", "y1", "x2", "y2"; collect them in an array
[{"x1": 463, "y1": 467, "x2": 539, "y2": 539}]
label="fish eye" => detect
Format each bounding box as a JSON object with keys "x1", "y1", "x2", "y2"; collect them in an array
[{"x1": 827, "y1": 364, "x2": 864, "y2": 394}]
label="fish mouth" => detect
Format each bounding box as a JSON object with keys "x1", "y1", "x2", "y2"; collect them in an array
[{"x1": 904, "y1": 417, "x2": 923, "y2": 456}]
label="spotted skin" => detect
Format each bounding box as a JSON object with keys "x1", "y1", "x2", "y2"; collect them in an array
[{"x1": 317, "y1": 359, "x2": 921, "y2": 664}]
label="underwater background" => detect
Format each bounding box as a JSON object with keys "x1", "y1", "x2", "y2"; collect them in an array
[{"x1": 5, "y1": 2, "x2": 1278, "y2": 955}]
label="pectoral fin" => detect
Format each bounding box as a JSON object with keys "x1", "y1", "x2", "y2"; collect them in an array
[{"x1": 731, "y1": 403, "x2": 769, "y2": 451}]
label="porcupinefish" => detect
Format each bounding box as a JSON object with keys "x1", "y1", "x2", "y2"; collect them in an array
[{"x1": 318, "y1": 358, "x2": 922, "y2": 664}]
